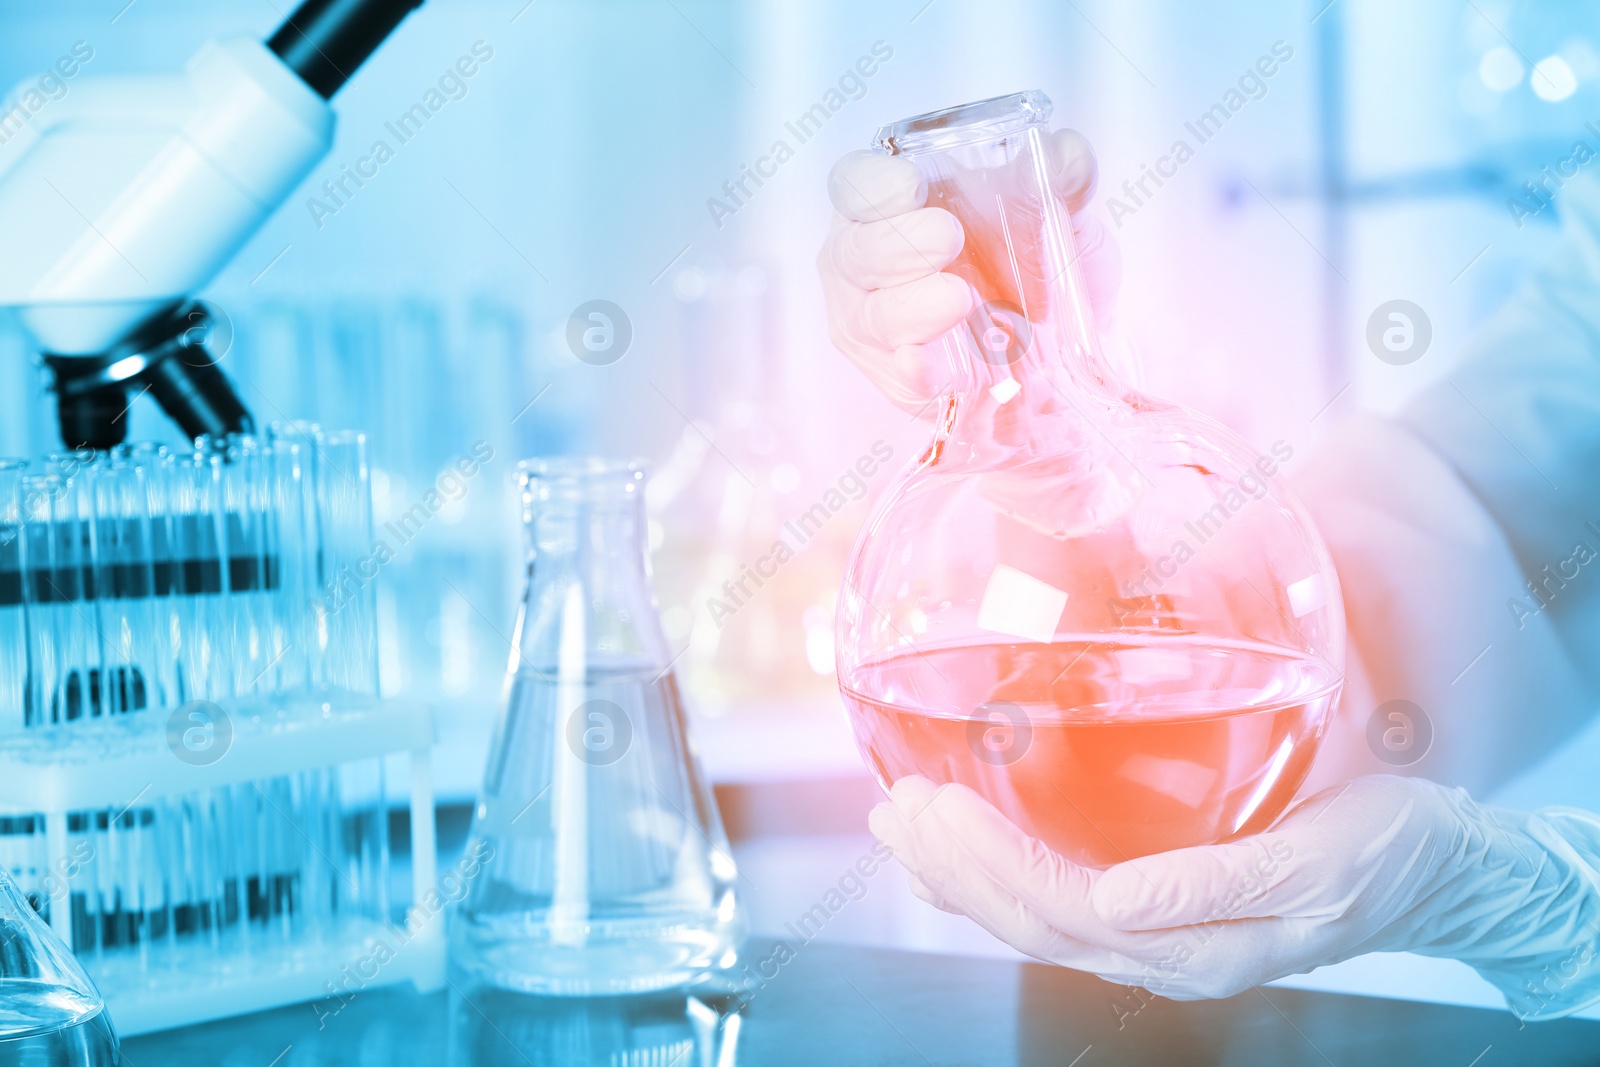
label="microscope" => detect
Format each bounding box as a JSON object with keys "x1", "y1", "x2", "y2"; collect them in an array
[{"x1": 0, "y1": 0, "x2": 424, "y2": 450}]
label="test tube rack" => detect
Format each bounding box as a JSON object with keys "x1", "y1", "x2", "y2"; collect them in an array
[
  {"x1": 0, "y1": 430, "x2": 445, "y2": 1034},
  {"x1": 0, "y1": 693, "x2": 443, "y2": 1035}
]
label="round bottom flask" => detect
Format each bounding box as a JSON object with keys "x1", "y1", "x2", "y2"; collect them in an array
[
  {"x1": 836, "y1": 92, "x2": 1345, "y2": 868},
  {"x1": 0, "y1": 867, "x2": 120, "y2": 1066}
]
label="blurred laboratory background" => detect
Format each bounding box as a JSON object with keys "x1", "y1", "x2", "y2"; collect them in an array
[{"x1": 2, "y1": 0, "x2": 1596, "y2": 1012}]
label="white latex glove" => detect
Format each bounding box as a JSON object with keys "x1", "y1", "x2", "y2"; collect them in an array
[
  {"x1": 818, "y1": 129, "x2": 1121, "y2": 415},
  {"x1": 870, "y1": 774, "x2": 1600, "y2": 1021}
]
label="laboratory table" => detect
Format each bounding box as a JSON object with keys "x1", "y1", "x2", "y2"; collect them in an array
[{"x1": 124, "y1": 938, "x2": 1600, "y2": 1066}]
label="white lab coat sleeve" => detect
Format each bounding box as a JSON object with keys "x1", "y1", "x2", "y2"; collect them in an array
[{"x1": 1295, "y1": 175, "x2": 1600, "y2": 797}]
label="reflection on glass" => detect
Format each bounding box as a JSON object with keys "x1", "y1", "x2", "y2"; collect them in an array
[
  {"x1": 0, "y1": 866, "x2": 120, "y2": 1065},
  {"x1": 447, "y1": 986, "x2": 740, "y2": 1067}
]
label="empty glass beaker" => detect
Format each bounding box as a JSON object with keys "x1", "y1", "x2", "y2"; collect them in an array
[
  {"x1": 452, "y1": 458, "x2": 744, "y2": 995},
  {"x1": 0, "y1": 866, "x2": 119, "y2": 1065},
  {"x1": 837, "y1": 91, "x2": 1345, "y2": 869}
]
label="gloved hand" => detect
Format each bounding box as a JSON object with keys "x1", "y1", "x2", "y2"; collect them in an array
[
  {"x1": 818, "y1": 129, "x2": 1121, "y2": 415},
  {"x1": 869, "y1": 774, "x2": 1600, "y2": 1020}
]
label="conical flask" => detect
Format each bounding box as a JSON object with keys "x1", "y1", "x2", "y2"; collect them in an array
[
  {"x1": 838, "y1": 92, "x2": 1345, "y2": 869},
  {"x1": 452, "y1": 458, "x2": 744, "y2": 994},
  {"x1": 0, "y1": 867, "x2": 119, "y2": 1065}
]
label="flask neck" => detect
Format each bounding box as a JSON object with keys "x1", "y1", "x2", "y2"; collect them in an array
[
  {"x1": 516, "y1": 461, "x2": 667, "y2": 672},
  {"x1": 879, "y1": 97, "x2": 1128, "y2": 459},
  {"x1": 931, "y1": 310, "x2": 1126, "y2": 460}
]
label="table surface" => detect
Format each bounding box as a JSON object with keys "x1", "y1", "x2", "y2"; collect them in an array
[{"x1": 122, "y1": 939, "x2": 1600, "y2": 1066}]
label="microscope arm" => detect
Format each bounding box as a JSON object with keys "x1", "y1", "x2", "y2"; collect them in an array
[{"x1": 0, "y1": 0, "x2": 423, "y2": 448}]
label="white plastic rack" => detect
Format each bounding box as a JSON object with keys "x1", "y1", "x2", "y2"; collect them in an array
[{"x1": 0, "y1": 693, "x2": 442, "y2": 1035}]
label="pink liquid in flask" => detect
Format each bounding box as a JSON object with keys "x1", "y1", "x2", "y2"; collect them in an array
[{"x1": 843, "y1": 636, "x2": 1339, "y2": 869}]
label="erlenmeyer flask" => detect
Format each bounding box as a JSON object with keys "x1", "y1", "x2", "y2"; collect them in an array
[
  {"x1": 452, "y1": 458, "x2": 744, "y2": 994},
  {"x1": 837, "y1": 92, "x2": 1345, "y2": 869},
  {"x1": 0, "y1": 866, "x2": 119, "y2": 1065}
]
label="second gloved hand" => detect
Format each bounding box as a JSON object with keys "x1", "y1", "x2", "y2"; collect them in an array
[{"x1": 869, "y1": 774, "x2": 1600, "y2": 1020}]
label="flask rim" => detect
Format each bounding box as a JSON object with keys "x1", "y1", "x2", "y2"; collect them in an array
[
  {"x1": 516, "y1": 456, "x2": 648, "y2": 495},
  {"x1": 873, "y1": 89, "x2": 1052, "y2": 156}
]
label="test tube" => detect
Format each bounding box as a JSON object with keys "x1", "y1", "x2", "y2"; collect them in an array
[
  {"x1": 174, "y1": 441, "x2": 255, "y2": 942},
  {"x1": 170, "y1": 446, "x2": 229, "y2": 702},
  {"x1": 264, "y1": 423, "x2": 323, "y2": 694},
  {"x1": 131, "y1": 802, "x2": 169, "y2": 950},
  {"x1": 265, "y1": 429, "x2": 356, "y2": 938},
  {"x1": 0, "y1": 462, "x2": 33, "y2": 922},
  {"x1": 136, "y1": 444, "x2": 197, "y2": 715},
  {"x1": 232, "y1": 433, "x2": 320, "y2": 938},
  {"x1": 113, "y1": 445, "x2": 200, "y2": 956},
  {"x1": 218, "y1": 434, "x2": 276, "y2": 696},
  {"x1": 43, "y1": 455, "x2": 105, "y2": 723},
  {"x1": 93, "y1": 450, "x2": 172, "y2": 716},
  {"x1": 316, "y1": 430, "x2": 378, "y2": 696},
  {"x1": 0, "y1": 460, "x2": 27, "y2": 735},
  {"x1": 0, "y1": 431, "x2": 393, "y2": 970},
  {"x1": 21, "y1": 471, "x2": 101, "y2": 725}
]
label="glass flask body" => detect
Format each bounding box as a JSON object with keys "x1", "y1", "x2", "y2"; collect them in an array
[
  {"x1": 837, "y1": 92, "x2": 1346, "y2": 869},
  {"x1": 452, "y1": 459, "x2": 743, "y2": 995},
  {"x1": 0, "y1": 866, "x2": 120, "y2": 1066}
]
